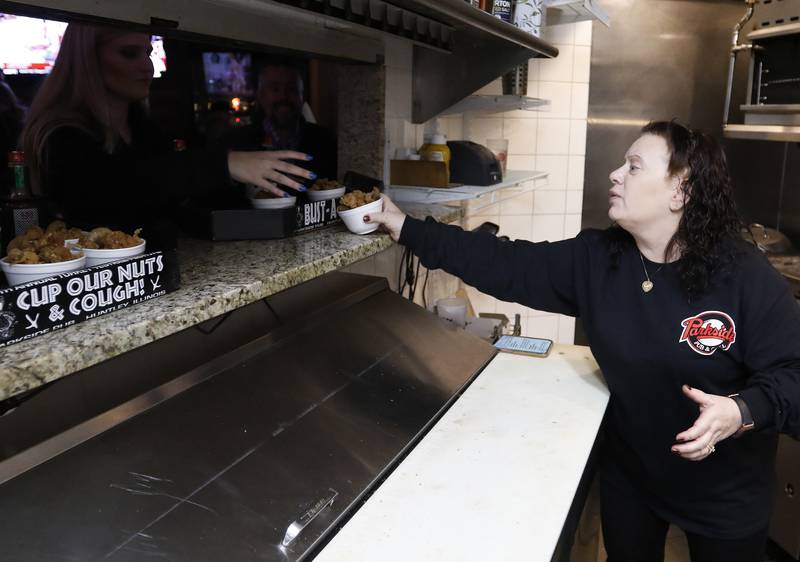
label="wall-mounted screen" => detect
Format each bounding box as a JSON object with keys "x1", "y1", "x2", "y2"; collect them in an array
[
  {"x1": 202, "y1": 52, "x2": 254, "y2": 97},
  {"x1": 0, "y1": 13, "x2": 167, "y2": 77}
]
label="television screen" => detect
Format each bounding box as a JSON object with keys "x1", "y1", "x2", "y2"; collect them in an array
[
  {"x1": 0, "y1": 13, "x2": 166, "y2": 77},
  {"x1": 202, "y1": 52, "x2": 253, "y2": 97}
]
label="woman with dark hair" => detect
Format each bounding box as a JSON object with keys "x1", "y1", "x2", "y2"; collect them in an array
[{"x1": 366, "y1": 120, "x2": 800, "y2": 562}]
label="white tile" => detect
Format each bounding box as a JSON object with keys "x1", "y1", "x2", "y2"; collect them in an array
[
  {"x1": 536, "y1": 119, "x2": 570, "y2": 154},
  {"x1": 498, "y1": 215, "x2": 533, "y2": 241},
  {"x1": 533, "y1": 190, "x2": 567, "y2": 215},
  {"x1": 538, "y1": 81, "x2": 573, "y2": 119},
  {"x1": 570, "y1": 83, "x2": 590, "y2": 120},
  {"x1": 402, "y1": 121, "x2": 418, "y2": 150},
  {"x1": 569, "y1": 119, "x2": 587, "y2": 155},
  {"x1": 527, "y1": 58, "x2": 540, "y2": 81},
  {"x1": 535, "y1": 155, "x2": 569, "y2": 190},
  {"x1": 466, "y1": 117, "x2": 504, "y2": 145},
  {"x1": 503, "y1": 118, "x2": 537, "y2": 155},
  {"x1": 564, "y1": 213, "x2": 583, "y2": 238},
  {"x1": 572, "y1": 45, "x2": 592, "y2": 83},
  {"x1": 507, "y1": 154, "x2": 537, "y2": 171},
  {"x1": 375, "y1": 246, "x2": 400, "y2": 288},
  {"x1": 567, "y1": 155, "x2": 586, "y2": 190},
  {"x1": 566, "y1": 190, "x2": 584, "y2": 214},
  {"x1": 443, "y1": 116, "x2": 464, "y2": 141},
  {"x1": 532, "y1": 215, "x2": 565, "y2": 242},
  {"x1": 539, "y1": 44, "x2": 574, "y2": 82},
  {"x1": 464, "y1": 200, "x2": 501, "y2": 219},
  {"x1": 500, "y1": 191, "x2": 535, "y2": 216},
  {"x1": 525, "y1": 314, "x2": 560, "y2": 340},
  {"x1": 464, "y1": 285, "x2": 496, "y2": 314},
  {"x1": 495, "y1": 299, "x2": 530, "y2": 319},
  {"x1": 385, "y1": 66, "x2": 412, "y2": 119},
  {"x1": 474, "y1": 79, "x2": 502, "y2": 96},
  {"x1": 574, "y1": 21, "x2": 593, "y2": 46},
  {"x1": 543, "y1": 23, "x2": 575, "y2": 45},
  {"x1": 557, "y1": 315, "x2": 576, "y2": 344}
]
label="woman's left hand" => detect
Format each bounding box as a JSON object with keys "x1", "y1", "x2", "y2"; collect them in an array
[{"x1": 672, "y1": 384, "x2": 743, "y2": 461}]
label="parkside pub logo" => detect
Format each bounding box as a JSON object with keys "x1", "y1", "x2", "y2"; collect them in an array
[
  {"x1": 0, "y1": 252, "x2": 176, "y2": 347},
  {"x1": 678, "y1": 310, "x2": 737, "y2": 356}
]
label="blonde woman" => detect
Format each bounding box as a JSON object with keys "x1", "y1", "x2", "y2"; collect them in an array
[{"x1": 22, "y1": 23, "x2": 312, "y2": 244}]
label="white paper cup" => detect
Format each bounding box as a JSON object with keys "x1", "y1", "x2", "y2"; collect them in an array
[
  {"x1": 80, "y1": 239, "x2": 146, "y2": 267},
  {"x1": 307, "y1": 186, "x2": 346, "y2": 202},
  {"x1": 250, "y1": 195, "x2": 296, "y2": 209},
  {"x1": 436, "y1": 297, "x2": 468, "y2": 327},
  {"x1": 338, "y1": 196, "x2": 383, "y2": 235},
  {"x1": 1, "y1": 254, "x2": 87, "y2": 286}
]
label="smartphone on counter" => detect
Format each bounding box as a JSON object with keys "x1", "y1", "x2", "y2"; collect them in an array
[{"x1": 494, "y1": 335, "x2": 553, "y2": 358}]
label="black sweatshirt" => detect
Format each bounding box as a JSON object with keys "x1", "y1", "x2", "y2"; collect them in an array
[
  {"x1": 40, "y1": 118, "x2": 231, "y2": 248},
  {"x1": 400, "y1": 216, "x2": 800, "y2": 539}
]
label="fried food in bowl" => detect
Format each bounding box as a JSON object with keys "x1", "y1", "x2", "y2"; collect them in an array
[{"x1": 337, "y1": 188, "x2": 383, "y2": 235}]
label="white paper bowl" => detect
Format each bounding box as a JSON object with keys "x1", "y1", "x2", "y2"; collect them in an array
[
  {"x1": 307, "y1": 186, "x2": 346, "y2": 202},
  {"x1": 1, "y1": 254, "x2": 87, "y2": 286},
  {"x1": 80, "y1": 239, "x2": 146, "y2": 267},
  {"x1": 250, "y1": 196, "x2": 297, "y2": 210},
  {"x1": 338, "y1": 196, "x2": 383, "y2": 235}
]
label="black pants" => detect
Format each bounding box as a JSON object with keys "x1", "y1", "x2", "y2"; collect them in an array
[{"x1": 600, "y1": 472, "x2": 768, "y2": 562}]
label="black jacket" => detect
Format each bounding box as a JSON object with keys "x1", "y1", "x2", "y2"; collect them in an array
[
  {"x1": 401, "y1": 216, "x2": 800, "y2": 539},
  {"x1": 41, "y1": 116, "x2": 230, "y2": 248}
]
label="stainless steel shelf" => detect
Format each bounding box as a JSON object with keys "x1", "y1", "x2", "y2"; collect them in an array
[
  {"x1": 440, "y1": 95, "x2": 551, "y2": 116},
  {"x1": 723, "y1": 124, "x2": 800, "y2": 142},
  {"x1": 387, "y1": 170, "x2": 548, "y2": 204},
  {"x1": 546, "y1": 0, "x2": 610, "y2": 27}
]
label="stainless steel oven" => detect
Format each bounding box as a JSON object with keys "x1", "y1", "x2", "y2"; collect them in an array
[{"x1": 723, "y1": 0, "x2": 800, "y2": 141}]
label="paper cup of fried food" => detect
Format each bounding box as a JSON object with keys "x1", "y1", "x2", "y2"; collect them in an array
[
  {"x1": 76, "y1": 227, "x2": 146, "y2": 266},
  {"x1": 306, "y1": 179, "x2": 346, "y2": 202},
  {"x1": 337, "y1": 187, "x2": 383, "y2": 235},
  {"x1": 1, "y1": 248, "x2": 86, "y2": 286}
]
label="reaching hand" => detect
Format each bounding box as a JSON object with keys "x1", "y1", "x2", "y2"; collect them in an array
[
  {"x1": 363, "y1": 195, "x2": 407, "y2": 242},
  {"x1": 672, "y1": 384, "x2": 743, "y2": 461},
  {"x1": 228, "y1": 150, "x2": 315, "y2": 197}
]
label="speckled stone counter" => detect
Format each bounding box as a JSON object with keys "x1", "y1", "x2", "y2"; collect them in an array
[{"x1": 0, "y1": 203, "x2": 462, "y2": 401}]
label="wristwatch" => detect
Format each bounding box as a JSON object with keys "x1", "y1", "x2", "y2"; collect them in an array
[{"x1": 728, "y1": 393, "x2": 755, "y2": 436}]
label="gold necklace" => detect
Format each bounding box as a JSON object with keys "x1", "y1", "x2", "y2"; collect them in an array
[{"x1": 639, "y1": 252, "x2": 664, "y2": 293}]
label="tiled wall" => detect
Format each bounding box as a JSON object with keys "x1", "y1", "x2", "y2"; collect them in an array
[{"x1": 345, "y1": 22, "x2": 592, "y2": 342}]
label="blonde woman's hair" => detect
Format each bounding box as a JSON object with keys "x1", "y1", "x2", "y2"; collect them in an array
[{"x1": 22, "y1": 23, "x2": 145, "y2": 192}]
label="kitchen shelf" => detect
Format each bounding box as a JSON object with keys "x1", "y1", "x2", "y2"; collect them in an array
[
  {"x1": 546, "y1": 0, "x2": 610, "y2": 27},
  {"x1": 387, "y1": 170, "x2": 548, "y2": 204},
  {"x1": 440, "y1": 95, "x2": 551, "y2": 116}
]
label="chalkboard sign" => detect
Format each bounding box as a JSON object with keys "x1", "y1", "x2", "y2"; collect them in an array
[{"x1": 0, "y1": 250, "x2": 179, "y2": 348}]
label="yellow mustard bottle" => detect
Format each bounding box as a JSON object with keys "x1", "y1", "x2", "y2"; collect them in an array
[{"x1": 418, "y1": 133, "x2": 451, "y2": 183}]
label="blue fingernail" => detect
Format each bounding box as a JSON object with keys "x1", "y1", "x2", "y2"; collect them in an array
[
  {"x1": 309, "y1": 172, "x2": 317, "y2": 180},
  {"x1": 306, "y1": 155, "x2": 314, "y2": 161},
  {"x1": 283, "y1": 193, "x2": 290, "y2": 198},
  {"x1": 299, "y1": 186, "x2": 308, "y2": 192}
]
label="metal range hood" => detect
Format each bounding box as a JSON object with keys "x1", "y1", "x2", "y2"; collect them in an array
[
  {"x1": 723, "y1": 0, "x2": 800, "y2": 142},
  {"x1": 1, "y1": 0, "x2": 558, "y2": 122}
]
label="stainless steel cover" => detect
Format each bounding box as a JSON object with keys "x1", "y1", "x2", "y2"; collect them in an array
[{"x1": 0, "y1": 277, "x2": 496, "y2": 561}]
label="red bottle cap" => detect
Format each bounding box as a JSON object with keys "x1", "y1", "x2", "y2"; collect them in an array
[{"x1": 8, "y1": 151, "x2": 24, "y2": 164}]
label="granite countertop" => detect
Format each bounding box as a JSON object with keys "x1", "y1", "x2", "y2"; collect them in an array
[{"x1": 0, "y1": 203, "x2": 462, "y2": 402}]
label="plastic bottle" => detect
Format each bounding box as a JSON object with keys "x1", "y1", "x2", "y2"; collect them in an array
[{"x1": 418, "y1": 133, "x2": 452, "y2": 183}]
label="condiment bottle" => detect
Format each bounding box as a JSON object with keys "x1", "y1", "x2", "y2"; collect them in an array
[
  {"x1": 2, "y1": 151, "x2": 41, "y2": 251},
  {"x1": 418, "y1": 134, "x2": 452, "y2": 183}
]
